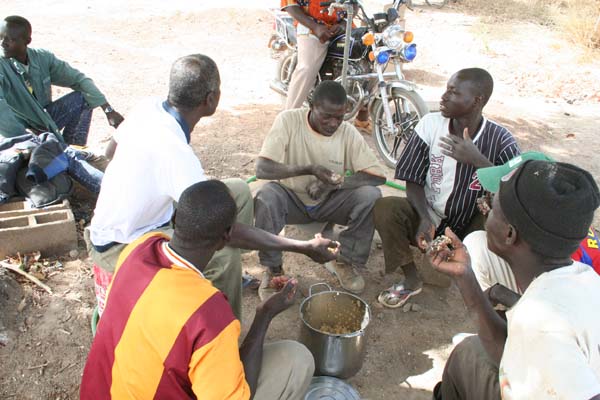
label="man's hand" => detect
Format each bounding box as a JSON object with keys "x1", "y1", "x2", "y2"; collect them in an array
[
  {"x1": 415, "y1": 218, "x2": 435, "y2": 251},
  {"x1": 314, "y1": 24, "x2": 335, "y2": 43},
  {"x1": 306, "y1": 179, "x2": 342, "y2": 201},
  {"x1": 427, "y1": 227, "x2": 471, "y2": 278},
  {"x1": 105, "y1": 110, "x2": 124, "y2": 129},
  {"x1": 306, "y1": 180, "x2": 326, "y2": 201},
  {"x1": 304, "y1": 233, "x2": 340, "y2": 263},
  {"x1": 312, "y1": 165, "x2": 343, "y2": 185},
  {"x1": 438, "y1": 127, "x2": 490, "y2": 167},
  {"x1": 258, "y1": 279, "x2": 298, "y2": 318}
]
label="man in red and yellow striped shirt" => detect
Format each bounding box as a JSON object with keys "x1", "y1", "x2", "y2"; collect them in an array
[{"x1": 81, "y1": 180, "x2": 315, "y2": 399}]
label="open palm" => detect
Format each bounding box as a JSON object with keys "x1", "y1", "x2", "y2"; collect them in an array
[{"x1": 426, "y1": 228, "x2": 471, "y2": 278}]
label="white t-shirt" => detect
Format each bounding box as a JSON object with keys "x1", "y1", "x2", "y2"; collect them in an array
[
  {"x1": 90, "y1": 98, "x2": 206, "y2": 246},
  {"x1": 499, "y1": 262, "x2": 600, "y2": 400}
]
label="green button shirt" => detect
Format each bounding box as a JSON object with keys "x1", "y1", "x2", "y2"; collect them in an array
[{"x1": 0, "y1": 47, "x2": 107, "y2": 139}]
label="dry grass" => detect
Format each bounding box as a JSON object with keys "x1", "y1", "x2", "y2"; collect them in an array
[{"x1": 460, "y1": 0, "x2": 600, "y2": 49}]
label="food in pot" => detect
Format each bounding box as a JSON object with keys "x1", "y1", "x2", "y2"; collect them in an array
[{"x1": 315, "y1": 299, "x2": 364, "y2": 335}]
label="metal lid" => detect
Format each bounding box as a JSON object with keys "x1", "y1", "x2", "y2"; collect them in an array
[{"x1": 304, "y1": 376, "x2": 361, "y2": 400}]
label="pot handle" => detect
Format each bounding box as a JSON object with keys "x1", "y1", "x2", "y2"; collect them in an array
[{"x1": 308, "y1": 282, "x2": 333, "y2": 297}]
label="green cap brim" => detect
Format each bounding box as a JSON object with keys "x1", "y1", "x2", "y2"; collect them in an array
[{"x1": 477, "y1": 151, "x2": 555, "y2": 193}]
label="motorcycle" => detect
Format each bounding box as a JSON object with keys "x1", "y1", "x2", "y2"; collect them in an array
[{"x1": 269, "y1": 0, "x2": 428, "y2": 168}]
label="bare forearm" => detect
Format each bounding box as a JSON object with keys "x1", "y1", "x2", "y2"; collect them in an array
[
  {"x1": 339, "y1": 171, "x2": 385, "y2": 190},
  {"x1": 406, "y1": 182, "x2": 432, "y2": 223},
  {"x1": 229, "y1": 223, "x2": 307, "y2": 254},
  {"x1": 239, "y1": 309, "x2": 272, "y2": 398},
  {"x1": 256, "y1": 157, "x2": 314, "y2": 180},
  {"x1": 286, "y1": 5, "x2": 320, "y2": 32},
  {"x1": 455, "y1": 269, "x2": 507, "y2": 364}
]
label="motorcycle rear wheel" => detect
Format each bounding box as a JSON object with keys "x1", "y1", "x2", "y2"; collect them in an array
[
  {"x1": 372, "y1": 88, "x2": 428, "y2": 169},
  {"x1": 278, "y1": 52, "x2": 296, "y2": 87}
]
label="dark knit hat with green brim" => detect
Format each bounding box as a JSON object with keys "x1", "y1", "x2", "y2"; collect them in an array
[{"x1": 484, "y1": 160, "x2": 600, "y2": 258}]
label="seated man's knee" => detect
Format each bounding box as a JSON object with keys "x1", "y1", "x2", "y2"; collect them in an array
[
  {"x1": 355, "y1": 185, "x2": 381, "y2": 204},
  {"x1": 255, "y1": 183, "x2": 282, "y2": 207},
  {"x1": 278, "y1": 340, "x2": 315, "y2": 377},
  {"x1": 222, "y1": 177, "x2": 251, "y2": 199},
  {"x1": 373, "y1": 196, "x2": 404, "y2": 228}
]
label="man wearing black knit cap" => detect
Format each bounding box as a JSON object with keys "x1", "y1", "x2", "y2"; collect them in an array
[{"x1": 426, "y1": 160, "x2": 600, "y2": 400}]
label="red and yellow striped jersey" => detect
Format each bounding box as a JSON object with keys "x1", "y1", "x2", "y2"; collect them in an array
[{"x1": 81, "y1": 233, "x2": 250, "y2": 399}]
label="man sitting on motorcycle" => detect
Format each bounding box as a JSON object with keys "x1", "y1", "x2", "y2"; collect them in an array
[
  {"x1": 255, "y1": 81, "x2": 386, "y2": 294},
  {"x1": 373, "y1": 68, "x2": 521, "y2": 308},
  {"x1": 280, "y1": 0, "x2": 344, "y2": 110}
]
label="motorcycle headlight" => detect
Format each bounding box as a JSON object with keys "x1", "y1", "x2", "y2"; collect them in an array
[{"x1": 382, "y1": 24, "x2": 405, "y2": 50}]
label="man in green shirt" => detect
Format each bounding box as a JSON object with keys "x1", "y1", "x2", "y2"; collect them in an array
[{"x1": 0, "y1": 15, "x2": 123, "y2": 145}]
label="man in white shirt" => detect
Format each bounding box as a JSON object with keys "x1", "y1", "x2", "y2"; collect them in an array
[
  {"x1": 427, "y1": 159, "x2": 600, "y2": 400},
  {"x1": 87, "y1": 54, "x2": 338, "y2": 319}
]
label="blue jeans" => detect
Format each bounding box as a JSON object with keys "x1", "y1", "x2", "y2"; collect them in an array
[
  {"x1": 45, "y1": 92, "x2": 93, "y2": 146},
  {"x1": 64, "y1": 147, "x2": 103, "y2": 193}
]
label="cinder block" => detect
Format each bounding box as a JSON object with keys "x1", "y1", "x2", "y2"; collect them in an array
[
  {"x1": 0, "y1": 208, "x2": 77, "y2": 258},
  {"x1": 0, "y1": 199, "x2": 70, "y2": 219}
]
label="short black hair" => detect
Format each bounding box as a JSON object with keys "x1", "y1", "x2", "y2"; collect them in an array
[
  {"x1": 168, "y1": 54, "x2": 220, "y2": 110},
  {"x1": 4, "y1": 15, "x2": 32, "y2": 38},
  {"x1": 311, "y1": 81, "x2": 347, "y2": 107},
  {"x1": 456, "y1": 68, "x2": 494, "y2": 107},
  {"x1": 173, "y1": 180, "x2": 236, "y2": 243}
]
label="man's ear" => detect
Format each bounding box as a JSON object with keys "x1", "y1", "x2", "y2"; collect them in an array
[
  {"x1": 506, "y1": 224, "x2": 518, "y2": 245},
  {"x1": 25, "y1": 36, "x2": 31, "y2": 46},
  {"x1": 206, "y1": 90, "x2": 218, "y2": 110}
]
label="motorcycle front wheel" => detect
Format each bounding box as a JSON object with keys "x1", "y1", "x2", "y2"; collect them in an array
[{"x1": 372, "y1": 88, "x2": 428, "y2": 169}]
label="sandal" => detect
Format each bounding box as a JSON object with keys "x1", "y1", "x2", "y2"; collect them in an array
[{"x1": 377, "y1": 283, "x2": 422, "y2": 309}]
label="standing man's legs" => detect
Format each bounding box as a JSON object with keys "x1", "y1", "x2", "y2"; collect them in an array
[
  {"x1": 285, "y1": 35, "x2": 328, "y2": 110},
  {"x1": 45, "y1": 92, "x2": 93, "y2": 146},
  {"x1": 254, "y1": 182, "x2": 314, "y2": 273}
]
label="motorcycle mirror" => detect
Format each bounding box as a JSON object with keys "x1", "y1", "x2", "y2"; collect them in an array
[{"x1": 386, "y1": 7, "x2": 399, "y2": 23}]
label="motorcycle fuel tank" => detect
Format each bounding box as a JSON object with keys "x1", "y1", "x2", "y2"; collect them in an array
[{"x1": 327, "y1": 27, "x2": 368, "y2": 61}]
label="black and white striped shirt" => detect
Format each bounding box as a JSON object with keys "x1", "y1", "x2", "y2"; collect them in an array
[{"x1": 396, "y1": 112, "x2": 520, "y2": 235}]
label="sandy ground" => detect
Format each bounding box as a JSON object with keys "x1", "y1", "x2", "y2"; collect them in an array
[{"x1": 1, "y1": 1, "x2": 599, "y2": 398}]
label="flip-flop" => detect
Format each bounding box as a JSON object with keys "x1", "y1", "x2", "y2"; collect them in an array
[{"x1": 377, "y1": 283, "x2": 422, "y2": 309}]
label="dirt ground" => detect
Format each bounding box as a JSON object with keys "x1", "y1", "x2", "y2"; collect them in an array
[{"x1": 1, "y1": 1, "x2": 599, "y2": 399}]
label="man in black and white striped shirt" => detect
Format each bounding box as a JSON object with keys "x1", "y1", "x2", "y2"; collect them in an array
[{"x1": 373, "y1": 68, "x2": 521, "y2": 308}]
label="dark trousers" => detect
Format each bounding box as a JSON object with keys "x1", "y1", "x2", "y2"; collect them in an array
[
  {"x1": 433, "y1": 336, "x2": 501, "y2": 400},
  {"x1": 46, "y1": 92, "x2": 93, "y2": 146},
  {"x1": 374, "y1": 197, "x2": 485, "y2": 273},
  {"x1": 254, "y1": 182, "x2": 381, "y2": 269}
]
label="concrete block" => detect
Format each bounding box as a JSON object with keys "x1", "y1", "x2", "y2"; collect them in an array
[
  {"x1": 0, "y1": 208, "x2": 77, "y2": 258},
  {"x1": 0, "y1": 199, "x2": 70, "y2": 219}
]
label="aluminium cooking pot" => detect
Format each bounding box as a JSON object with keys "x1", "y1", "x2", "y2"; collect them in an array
[{"x1": 299, "y1": 283, "x2": 371, "y2": 379}]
